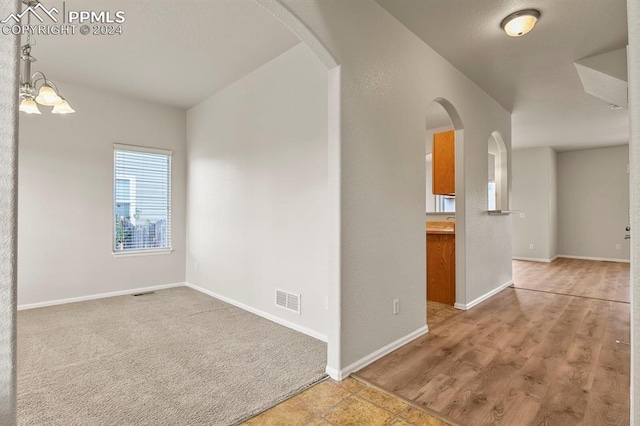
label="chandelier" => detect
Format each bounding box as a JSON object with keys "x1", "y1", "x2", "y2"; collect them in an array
[{"x1": 18, "y1": 2, "x2": 75, "y2": 115}]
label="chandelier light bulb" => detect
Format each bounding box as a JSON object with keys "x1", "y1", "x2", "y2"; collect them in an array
[
  {"x1": 35, "y1": 84, "x2": 63, "y2": 106},
  {"x1": 19, "y1": 98, "x2": 42, "y2": 114},
  {"x1": 51, "y1": 98, "x2": 76, "y2": 114},
  {"x1": 18, "y1": 0, "x2": 76, "y2": 116}
]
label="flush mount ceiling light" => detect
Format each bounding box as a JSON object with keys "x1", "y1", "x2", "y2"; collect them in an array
[
  {"x1": 501, "y1": 9, "x2": 541, "y2": 37},
  {"x1": 18, "y1": 1, "x2": 75, "y2": 115}
]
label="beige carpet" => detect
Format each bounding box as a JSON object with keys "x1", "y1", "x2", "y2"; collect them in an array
[{"x1": 18, "y1": 287, "x2": 327, "y2": 425}]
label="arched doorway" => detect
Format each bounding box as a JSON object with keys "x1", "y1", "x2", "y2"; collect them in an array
[
  {"x1": 254, "y1": 0, "x2": 343, "y2": 379},
  {"x1": 425, "y1": 98, "x2": 465, "y2": 325}
]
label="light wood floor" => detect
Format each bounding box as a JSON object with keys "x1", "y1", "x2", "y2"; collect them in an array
[
  {"x1": 513, "y1": 258, "x2": 630, "y2": 303},
  {"x1": 355, "y1": 259, "x2": 630, "y2": 426}
]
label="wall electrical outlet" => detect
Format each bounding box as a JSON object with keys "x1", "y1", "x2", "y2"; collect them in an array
[
  {"x1": 194, "y1": 262, "x2": 198, "y2": 270},
  {"x1": 393, "y1": 299, "x2": 400, "y2": 315},
  {"x1": 616, "y1": 244, "x2": 621, "y2": 250},
  {"x1": 529, "y1": 244, "x2": 534, "y2": 250},
  {"x1": 520, "y1": 212, "x2": 526, "y2": 218}
]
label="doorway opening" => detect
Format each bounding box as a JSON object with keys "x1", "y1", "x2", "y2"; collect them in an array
[{"x1": 424, "y1": 98, "x2": 464, "y2": 329}]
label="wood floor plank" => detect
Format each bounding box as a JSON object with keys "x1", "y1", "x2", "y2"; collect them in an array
[
  {"x1": 585, "y1": 301, "x2": 631, "y2": 426},
  {"x1": 477, "y1": 387, "x2": 542, "y2": 426},
  {"x1": 354, "y1": 260, "x2": 630, "y2": 426},
  {"x1": 512, "y1": 258, "x2": 630, "y2": 303}
]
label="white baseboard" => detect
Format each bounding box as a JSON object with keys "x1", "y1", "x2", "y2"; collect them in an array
[
  {"x1": 512, "y1": 256, "x2": 559, "y2": 263},
  {"x1": 557, "y1": 255, "x2": 630, "y2": 263},
  {"x1": 454, "y1": 280, "x2": 513, "y2": 311},
  {"x1": 17, "y1": 282, "x2": 185, "y2": 311},
  {"x1": 184, "y1": 282, "x2": 328, "y2": 343},
  {"x1": 325, "y1": 325, "x2": 429, "y2": 381},
  {"x1": 325, "y1": 366, "x2": 341, "y2": 380}
]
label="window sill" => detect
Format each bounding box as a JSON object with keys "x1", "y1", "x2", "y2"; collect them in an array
[
  {"x1": 112, "y1": 248, "x2": 174, "y2": 258},
  {"x1": 487, "y1": 210, "x2": 517, "y2": 215}
]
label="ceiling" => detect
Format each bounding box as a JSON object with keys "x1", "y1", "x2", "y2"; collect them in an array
[
  {"x1": 376, "y1": 0, "x2": 629, "y2": 151},
  {"x1": 28, "y1": 0, "x2": 629, "y2": 151},
  {"x1": 33, "y1": 0, "x2": 300, "y2": 109}
]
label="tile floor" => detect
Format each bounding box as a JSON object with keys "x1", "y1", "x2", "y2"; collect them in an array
[
  {"x1": 426, "y1": 301, "x2": 460, "y2": 329},
  {"x1": 243, "y1": 378, "x2": 450, "y2": 425}
]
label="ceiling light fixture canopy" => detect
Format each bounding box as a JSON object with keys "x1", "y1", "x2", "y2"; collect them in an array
[
  {"x1": 501, "y1": 9, "x2": 541, "y2": 37},
  {"x1": 18, "y1": 1, "x2": 74, "y2": 115}
]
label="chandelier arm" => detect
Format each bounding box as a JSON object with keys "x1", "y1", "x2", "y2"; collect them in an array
[
  {"x1": 44, "y1": 80, "x2": 61, "y2": 95},
  {"x1": 17, "y1": 1, "x2": 72, "y2": 114},
  {"x1": 31, "y1": 71, "x2": 47, "y2": 83},
  {"x1": 30, "y1": 72, "x2": 61, "y2": 95}
]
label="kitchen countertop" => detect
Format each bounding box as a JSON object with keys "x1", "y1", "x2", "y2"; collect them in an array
[{"x1": 426, "y1": 221, "x2": 455, "y2": 235}]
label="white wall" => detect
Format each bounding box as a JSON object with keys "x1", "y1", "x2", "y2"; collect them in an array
[
  {"x1": 512, "y1": 147, "x2": 558, "y2": 261},
  {"x1": 186, "y1": 44, "x2": 330, "y2": 338},
  {"x1": 558, "y1": 146, "x2": 630, "y2": 261},
  {"x1": 271, "y1": 0, "x2": 512, "y2": 369},
  {"x1": 18, "y1": 82, "x2": 187, "y2": 306}
]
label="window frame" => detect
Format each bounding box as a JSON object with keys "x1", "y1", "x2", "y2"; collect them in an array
[{"x1": 112, "y1": 143, "x2": 173, "y2": 257}]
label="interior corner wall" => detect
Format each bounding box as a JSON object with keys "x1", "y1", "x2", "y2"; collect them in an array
[
  {"x1": 512, "y1": 147, "x2": 557, "y2": 262},
  {"x1": 0, "y1": 1, "x2": 19, "y2": 421},
  {"x1": 275, "y1": 0, "x2": 512, "y2": 368},
  {"x1": 185, "y1": 43, "x2": 330, "y2": 338},
  {"x1": 17, "y1": 83, "x2": 187, "y2": 306},
  {"x1": 558, "y1": 146, "x2": 630, "y2": 261}
]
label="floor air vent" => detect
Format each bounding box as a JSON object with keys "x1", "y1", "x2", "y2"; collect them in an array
[
  {"x1": 275, "y1": 289, "x2": 301, "y2": 314},
  {"x1": 132, "y1": 291, "x2": 155, "y2": 297}
]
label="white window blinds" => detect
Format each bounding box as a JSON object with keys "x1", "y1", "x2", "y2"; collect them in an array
[{"x1": 113, "y1": 145, "x2": 172, "y2": 253}]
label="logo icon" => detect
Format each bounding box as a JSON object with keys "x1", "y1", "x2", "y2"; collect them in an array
[{"x1": 1, "y1": 3, "x2": 59, "y2": 24}]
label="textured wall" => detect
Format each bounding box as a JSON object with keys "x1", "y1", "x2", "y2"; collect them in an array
[
  {"x1": 0, "y1": 0, "x2": 18, "y2": 423},
  {"x1": 558, "y1": 146, "x2": 630, "y2": 261},
  {"x1": 629, "y1": 0, "x2": 639, "y2": 421},
  {"x1": 18, "y1": 82, "x2": 187, "y2": 306},
  {"x1": 272, "y1": 0, "x2": 512, "y2": 368},
  {"x1": 512, "y1": 147, "x2": 557, "y2": 261}
]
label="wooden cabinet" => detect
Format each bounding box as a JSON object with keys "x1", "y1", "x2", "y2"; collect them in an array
[
  {"x1": 432, "y1": 130, "x2": 455, "y2": 195},
  {"x1": 426, "y1": 230, "x2": 455, "y2": 306}
]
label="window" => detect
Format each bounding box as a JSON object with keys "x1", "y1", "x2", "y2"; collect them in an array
[
  {"x1": 488, "y1": 181, "x2": 496, "y2": 211},
  {"x1": 438, "y1": 195, "x2": 455, "y2": 213},
  {"x1": 113, "y1": 144, "x2": 172, "y2": 254}
]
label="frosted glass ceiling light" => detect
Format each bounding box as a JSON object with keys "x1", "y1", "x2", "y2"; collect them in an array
[
  {"x1": 35, "y1": 84, "x2": 63, "y2": 106},
  {"x1": 18, "y1": 1, "x2": 75, "y2": 115},
  {"x1": 51, "y1": 98, "x2": 76, "y2": 115},
  {"x1": 501, "y1": 9, "x2": 541, "y2": 37},
  {"x1": 19, "y1": 98, "x2": 41, "y2": 115}
]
